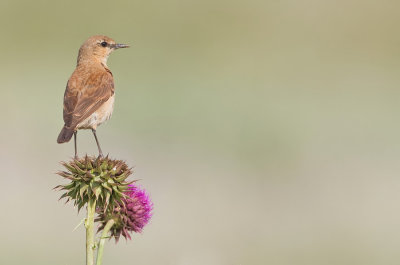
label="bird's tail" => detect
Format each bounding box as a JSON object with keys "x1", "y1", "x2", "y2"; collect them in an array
[{"x1": 57, "y1": 126, "x2": 74, "y2": 143}]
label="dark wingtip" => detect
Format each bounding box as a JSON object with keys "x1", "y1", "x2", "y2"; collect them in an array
[{"x1": 57, "y1": 127, "x2": 74, "y2": 143}]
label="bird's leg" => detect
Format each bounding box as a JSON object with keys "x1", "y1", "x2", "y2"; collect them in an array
[
  {"x1": 74, "y1": 131, "x2": 78, "y2": 159},
  {"x1": 92, "y1": 129, "x2": 103, "y2": 158}
]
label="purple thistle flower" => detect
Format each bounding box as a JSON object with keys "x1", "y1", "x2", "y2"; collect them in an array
[
  {"x1": 123, "y1": 185, "x2": 153, "y2": 233},
  {"x1": 97, "y1": 184, "x2": 153, "y2": 241}
]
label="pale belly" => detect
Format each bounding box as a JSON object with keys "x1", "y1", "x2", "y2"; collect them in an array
[{"x1": 77, "y1": 95, "x2": 115, "y2": 130}]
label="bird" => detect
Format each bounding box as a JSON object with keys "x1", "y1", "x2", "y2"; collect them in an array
[{"x1": 57, "y1": 35, "x2": 129, "y2": 158}]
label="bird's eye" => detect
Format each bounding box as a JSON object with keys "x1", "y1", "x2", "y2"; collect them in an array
[{"x1": 100, "y1": 41, "x2": 108, "y2": 47}]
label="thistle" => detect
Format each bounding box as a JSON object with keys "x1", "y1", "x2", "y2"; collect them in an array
[
  {"x1": 94, "y1": 184, "x2": 153, "y2": 265},
  {"x1": 56, "y1": 156, "x2": 136, "y2": 265},
  {"x1": 97, "y1": 184, "x2": 153, "y2": 241}
]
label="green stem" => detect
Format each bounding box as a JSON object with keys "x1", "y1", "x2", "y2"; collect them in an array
[
  {"x1": 86, "y1": 199, "x2": 97, "y2": 265},
  {"x1": 95, "y1": 219, "x2": 115, "y2": 265}
]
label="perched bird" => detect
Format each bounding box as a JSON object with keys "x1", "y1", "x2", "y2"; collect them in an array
[{"x1": 57, "y1": 35, "x2": 129, "y2": 158}]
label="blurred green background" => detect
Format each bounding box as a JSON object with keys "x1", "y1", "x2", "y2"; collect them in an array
[{"x1": 1, "y1": 0, "x2": 400, "y2": 264}]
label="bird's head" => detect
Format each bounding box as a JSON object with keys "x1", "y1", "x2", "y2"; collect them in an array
[{"x1": 77, "y1": 35, "x2": 129, "y2": 66}]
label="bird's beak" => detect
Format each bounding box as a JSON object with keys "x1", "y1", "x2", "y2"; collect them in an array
[{"x1": 111, "y1": 43, "x2": 130, "y2": 49}]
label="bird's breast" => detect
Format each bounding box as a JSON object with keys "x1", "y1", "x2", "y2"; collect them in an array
[{"x1": 76, "y1": 95, "x2": 115, "y2": 130}]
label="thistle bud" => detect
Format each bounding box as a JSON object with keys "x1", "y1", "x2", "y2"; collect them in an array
[{"x1": 55, "y1": 156, "x2": 134, "y2": 213}]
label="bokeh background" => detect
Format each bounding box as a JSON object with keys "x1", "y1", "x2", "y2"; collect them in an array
[{"x1": 1, "y1": 0, "x2": 400, "y2": 264}]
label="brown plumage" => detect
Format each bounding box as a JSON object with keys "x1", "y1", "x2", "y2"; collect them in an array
[{"x1": 57, "y1": 35, "x2": 129, "y2": 157}]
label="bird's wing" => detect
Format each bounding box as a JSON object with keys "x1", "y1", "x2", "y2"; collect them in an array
[{"x1": 63, "y1": 68, "x2": 114, "y2": 129}]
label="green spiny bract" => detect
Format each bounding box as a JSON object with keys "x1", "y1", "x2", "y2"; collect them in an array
[{"x1": 55, "y1": 156, "x2": 135, "y2": 213}]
